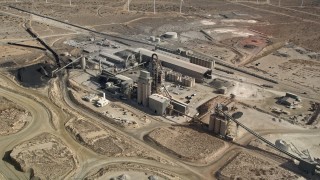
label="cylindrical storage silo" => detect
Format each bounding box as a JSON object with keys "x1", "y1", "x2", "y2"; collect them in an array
[
  {"x1": 220, "y1": 120, "x2": 227, "y2": 136},
  {"x1": 214, "y1": 118, "x2": 221, "y2": 134},
  {"x1": 275, "y1": 139, "x2": 289, "y2": 152},
  {"x1": 209, "y1": 115, "x2": 215, "y2": 131},
  {"x1": 81, "y1": 56, "x2": 86, "y2": 70}
]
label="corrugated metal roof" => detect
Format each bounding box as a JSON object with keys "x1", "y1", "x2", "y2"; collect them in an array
[{"x1": 100, "y1": 52, "x2": 124, "y2": 63}]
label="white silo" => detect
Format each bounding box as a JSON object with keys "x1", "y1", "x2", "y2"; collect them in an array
[{"x1": 81, "y1": 56, "x2": 86, "y2": 70}]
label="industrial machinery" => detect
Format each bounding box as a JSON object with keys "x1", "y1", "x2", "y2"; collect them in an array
[{"x1": 216, "y1": 107, "x2": 320, "y2": 175}]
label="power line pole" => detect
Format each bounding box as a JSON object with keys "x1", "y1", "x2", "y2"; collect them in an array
[
  {"x1": 180, "y1": 0, "x2": 183, "y2": 14},
  {"x1": 300, "y1": 0, "x2": 304, "y2": 7},
  {"x1": 153, "y1": 0, "x2": 156, "y2": 14},
  {"x1": 69, "y1": 0, "x2": 72, "y2": 6},
  {"x1": 278, "y1": 0, "x2": 281, "y2": 7},
  {"x1": 128, "y1": 0, "x2": 130, "y2": 12}
]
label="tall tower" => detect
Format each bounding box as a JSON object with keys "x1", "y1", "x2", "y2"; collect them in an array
[{"x1": 137, "y1": 70, "x2": 153, "y2": 106}]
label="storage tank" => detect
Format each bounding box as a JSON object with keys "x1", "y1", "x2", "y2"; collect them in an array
[
  {"x1": 163, "y1": 32, "x2": 178, "y2": 39},
  {"x1": 150, "y1": 36, "x2": 156, "y2": 42},
  {"x1": 220, "y1": 119, "x2": 227, "y2": 136},
  {"x1": 275, "y1": 139, "x2": 289, "y2": 151},
  {"x1": 209, "y1": 115, "x2": 215, "y2": 131},
  {"x1": 155, "y1": 38, "x2": 161, "y2": 43},
  {"x1": 81, "y1": 56, "x2": 86, "y2": 70},
  {"x1": 214, "y1": 118, "x2": 221, "y2": 134}
]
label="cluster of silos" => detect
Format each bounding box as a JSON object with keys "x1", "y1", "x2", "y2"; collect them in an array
[
  {"x1": 209, "y1": 114, "x2": 228, "y2": 136},
  {"x1": 149, "y1": 36, "x2": 161, "y2": 43},
  {"x1": 189, "y1": 55, "x2": 214, "y2": 69},
  {"x1": 165, "y1": 70, "x2": 195, "y2": 87},
  {"x1": 166, "y1": 71, "x2": 182, "y2": 82},
  {"x1": 181, "y1": 76, "x2": 195, "y2": 87}
]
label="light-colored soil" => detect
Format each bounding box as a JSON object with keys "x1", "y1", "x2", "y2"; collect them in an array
[
  {"x1": 66, "y1": 118, "x2": 177, "y2": 166},
  {"x1": 246, "y1": 45, "x2": 320, "y2": 92},
  {"x1": 9, "y1": 132, "x2": 78, "y2": 180},
  {"x1": 263, "y1": 133, "x2": 320, "y2": 160},
  {"x1": 147, "y1": 126, "x2": 227, "y2": 164},
  {"x1": 219, "y1": 152, "x2": 301, "y2": 180},
  {"x1": 0, "y1": 96, "x2": 31, "y2": 135},
  {"x1": 85, "y1": 162, "x2": 182, "y2": 180},
  {"x1": 69, "y1": 88, "x2": 149, "y2": 128},
  {"x1": 66, "y1": 118, "x2": 135, "y2": 156}
]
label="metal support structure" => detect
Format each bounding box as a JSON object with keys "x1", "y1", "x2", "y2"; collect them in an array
[
  {"x1": 151, "y1": 53, "x2": 161, "y2": 94},
  {"x1": 180, "y1": 0, "x2": 183, "y2": 14},
  {"x1": 216, "y1": 108, "x2": 319, "y2": 173}
]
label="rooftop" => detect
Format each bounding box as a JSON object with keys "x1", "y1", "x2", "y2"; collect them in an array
[{"x1": 135, "y1": 48, "x2": 210, "y2": 75}]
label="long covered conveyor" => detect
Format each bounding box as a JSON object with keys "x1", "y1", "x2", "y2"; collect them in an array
[{"x1": 216, "y1": 108, "x2": 319, "y2": 174}]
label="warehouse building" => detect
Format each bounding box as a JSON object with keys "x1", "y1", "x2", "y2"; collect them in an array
[
  {"x1": 135, "y1": 48, "x2": 212, "y2": 81},
  {"x1": 100, "y1": 52, "x2": 125, "y2": 65}
]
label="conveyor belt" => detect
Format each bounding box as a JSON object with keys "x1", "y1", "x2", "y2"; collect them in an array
[{"x1": 216, "y1": 108, "x2": 310, "y2": 163}]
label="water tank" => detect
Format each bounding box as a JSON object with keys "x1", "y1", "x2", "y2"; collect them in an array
[
  {"x1": 155, "y1": 38, "x2": 161, "y2": 43},
  {"x1": 214, "y1": 118, "x2": 221, "y2": 134},
  {"x1": 275, "y1": 139, "x2": 289, "y2": 151},
  {"x1": 150, "y1": 36, "x2": 156, "y2": 42},
  {"x1": 163, "y1": 32, "x2": 178, "y2": 39}
]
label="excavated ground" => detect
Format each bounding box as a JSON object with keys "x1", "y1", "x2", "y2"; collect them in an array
[
  {"x1": 219, "y1": 152, "x2": 301, "y2": 180},
  {"x1": 66, "y1": 118, "x2": 176, "y2": 166},
  {"x1": 0, "y1": 96, "x2": 31, "y2": 135},
  {"x1": 9, "y1": 133, "x2": 78, "y2": 180},
  {"x1": 146, "y1": 126, "x2": 227, "y2": 164},
  {"x1": 85, "y1": 163, "x2": 182, "y2": 180}
]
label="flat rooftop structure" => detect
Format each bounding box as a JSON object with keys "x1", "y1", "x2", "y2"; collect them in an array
[
  {"x1": 135, "y1": 48, "x2": 212, "y2": 80},
  {"x1": 100, "y1": 52, "x2": 125, "y2": 64},
  {"x1": 115, "y1": 74, "x2": 133, "y2": 82}
]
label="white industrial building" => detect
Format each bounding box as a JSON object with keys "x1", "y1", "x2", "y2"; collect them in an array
[
  {"x1": 149, "y1": 94, "x2": 170, "y2": 115},
  {"x1": 137, "y1": 70, "x2": 152, "y2": 107}
]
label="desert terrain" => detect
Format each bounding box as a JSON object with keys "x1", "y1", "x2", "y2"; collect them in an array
[{"x1": 0, "y1": 0, "x2": 319, "y2": 179}]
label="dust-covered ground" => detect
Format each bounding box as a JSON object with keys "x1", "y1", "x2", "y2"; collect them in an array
[
  {"x1": 146, "y1": 126, "x2": 227, "y2": 164},
  {"x1": 219, "y1": 152, "x2": 301, "y2": 180},
  {"x1": 66, "y1": 118, "x2": 176, "y2": 166},
  {"x1": 9, "y1": 133, "x2": 78, "y2": 180},
  {"x1": 0, "y1": 96, "x2": 31, "y2": 135}
]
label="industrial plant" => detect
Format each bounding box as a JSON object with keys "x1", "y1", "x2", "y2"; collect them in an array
[{"x1": 0, "y1": 0, "x2": 319, "y2": 180}]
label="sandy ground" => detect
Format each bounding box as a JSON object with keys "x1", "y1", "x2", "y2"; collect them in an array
[
  {"x1": 264, "y1": 133, "x2": 320, "y2": 160},
  {"x1": 0, "y1": 0, "x2": 319, "y2": 179},
  {"x1": 0, "y1": 96, "x2": 31, "y2": 135},
  {"x1": 146, "y1": 126, "x2": 227, "y2": 164},
  {"x1": 235, "y1": 104, "x2": 303, "y2": 137},
  {"x1": 85, "y1": 162, "x2": 183, "y2": 180},
  {"x1": 9, "y1": 132, "x2": 78, "y2": 180},
  {"x1": 66, "y1": 118, "x2": 177, "y2": 166},
  {"x1": 219, "y1": 152, "x2": 302, "y2": 179},
  {"x1": 246, "y1": 45, "x2": 320, "y2": 92}
]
